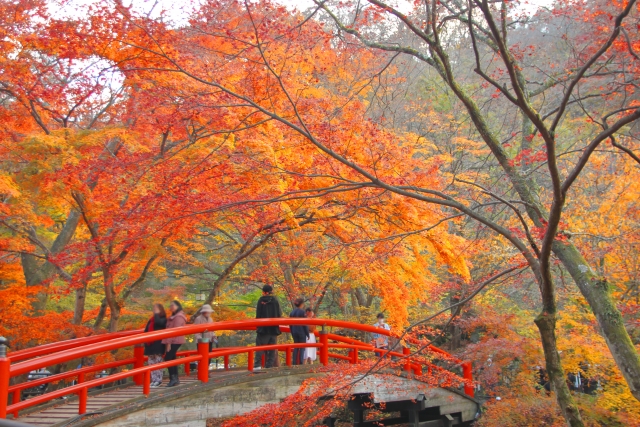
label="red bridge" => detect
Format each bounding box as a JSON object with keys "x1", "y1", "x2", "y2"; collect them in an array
[{"x1": 0, "y1": 319, "x2": 478, "y2": 427}]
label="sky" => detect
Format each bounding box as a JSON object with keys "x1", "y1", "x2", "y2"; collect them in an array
[{"x1": 51, "y1": 0, "x2": 556, "y2": 23}]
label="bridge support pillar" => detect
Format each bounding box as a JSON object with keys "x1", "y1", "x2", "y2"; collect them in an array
[
  {"x1": 197, "y1": 341, "x2": 210, "y2": 383},
  {"x1": 133, "y1": 345, "x2": 145, "y2": 385},
  {"x1": 407, "y1": 408, "x2": 421, "y2": 427},
  {"x1": 0, "y1": 337, "x2": 10, "y2": 419}
]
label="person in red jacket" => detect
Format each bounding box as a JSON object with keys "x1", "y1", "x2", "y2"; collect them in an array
[{"x1": 161, "y1": 300, "x2": 187, "y2": 387}]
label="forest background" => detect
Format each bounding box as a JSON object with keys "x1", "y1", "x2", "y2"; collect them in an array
[{"x1": 1, "y1": 0, "x2": 640, "y2": 425}]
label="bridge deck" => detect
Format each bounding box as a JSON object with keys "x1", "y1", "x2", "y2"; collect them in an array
[
  {"x1": 16, "y1": 374, "x2": 206, "y2": 427},
  {"x1": 10, "y1": 367, "x2": 479, "y2": 427}
]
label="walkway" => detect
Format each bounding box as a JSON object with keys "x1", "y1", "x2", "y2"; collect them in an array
[{"x1": 15, "y1": 374, "x2": 202, "y2": 426}]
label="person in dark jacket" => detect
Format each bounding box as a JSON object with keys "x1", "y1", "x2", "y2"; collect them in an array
[
  {"x1": 161, "y1": 300, "x2": 187, "y2": 387},
  {"x1": 254, "y1": 285, "x2": 282, "y2": 369},
  {"x1": 289, "y1": 298, "x2": 309, "y2": 365},
  {"x1": 144, "y1": 303, "x2": 167, "y2": 387}
]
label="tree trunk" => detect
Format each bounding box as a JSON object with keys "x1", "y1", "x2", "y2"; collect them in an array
[
  {"x1": 102, "y1": 268, "x2": 121, "y2": 332},
  {"x1": 429, "y1": 44, "x2": 640, "y2": 401},
  {"x1": 20, "y1": 253, "x2": 48, "y2": 313},
  {"x1": 553, "y1": 241, "x2": 640, "y2": 400},
  {"x1": 21, "y1": 209, "x2": 82, "y2": 312},
  {"x1": 73, "y1": 282, "x2": 88, "y2": 325},
  {"x1": 205, "y1": 236, "x2": 273, "y2": 306},
  {"x1": 109, "y1": 305, "x2": 121, "y2": 333},
  {"x1": 94, "y1": 298, "x2": 107, "y2": 330},
  {"x1": 313, "y1": 282, "x2": 330, "y2": 314},
  {"x1": 535, "y1": 311, "x2": 584, "y2": 427},
  {"x1": 454, "y1": 74, "x2": 640, "y2": 401}
]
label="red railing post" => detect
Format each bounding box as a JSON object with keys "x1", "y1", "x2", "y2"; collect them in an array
[
  {"x1": 285, "y1": 347, "x2": 292, "y2": 367},
  {"x1": 78, "y1": 388, "x2": 88, "y2": 414},
  {"x1": 133, "y1": 344, "x2": 145, "y2": 385},
  {"x1": 224, "y1": 355, "x2": 229, "y2": 371},
  {"x1": 197, "y1": 341, "x2": 210, "y2": 383},
  {"x1": 261, "y1": 353, "x2": 265, "y2": 368},
  {"x1": 0, "y1": 336, "x2": 10, "y2": 419},
  {"x1": 11, "y1": 389, "x2": 20, "y2": 418},
  {"x1": 462, "y1": 361, "x2": 474, "y2": 397},
  {"x1": 143, "y1": 371, "x2": 151, "y2": 396},
  {"x1": 348, "y1": 348, "x2": 359, "y2": 364},
  {"x1": 403, "y1": 347, "x2": 411, "y2": 372},
  {"x1": 319, "y1": 330, "x2": 329, "y2": 366},
  {"x1": 248, "y1": 350, "x2": 254, "y2": 372},
  {"x1": 77, "y1": 372, "x2": 87, "y2": 415}
]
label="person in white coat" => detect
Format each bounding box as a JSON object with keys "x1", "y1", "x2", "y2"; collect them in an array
[
  {"x1": 372, "y1": 313, "x2": 391, "y2": 351},
  {"x1": 194, "y1": 304, "x2": 218, "y2": 352},
  {"x1": 304, "y1": 308, "x2": 317, "y2": 364}
]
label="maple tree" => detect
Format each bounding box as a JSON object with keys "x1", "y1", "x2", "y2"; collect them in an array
[{"x1": 1, "y1": 0, "x2": 640, "y2": 425}]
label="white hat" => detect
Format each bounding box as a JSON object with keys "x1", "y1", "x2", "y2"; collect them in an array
[{"x1": 201, "y1": 304, "x2": 214, "y2": 313}]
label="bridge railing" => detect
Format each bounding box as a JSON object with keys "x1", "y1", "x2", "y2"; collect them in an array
[
  {"x1": 0, "y1": 319, "x2": 474, "y2": 420},
  {"x1": 8, "y1": 330, "x2": 144, "y2": 363}
]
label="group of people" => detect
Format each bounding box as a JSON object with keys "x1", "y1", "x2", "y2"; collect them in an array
[
  {"x1": 253, "y1": 285, "x2": 317, "y2": 369},
  {"x1": 142, "y1": 284, "x2": 391, "y2": 386},
  {"x1": 143, "y1": 300, "x2": 216, "y2": 388}
]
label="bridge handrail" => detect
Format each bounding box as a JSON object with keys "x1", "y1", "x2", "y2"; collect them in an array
[
  {"x1": 9, "y1": 330, "x2": 144, "y2": 363},
  {"x1": 6, "y1": 355, "x2": 201, "y2": 414},
  {"x1": 6, "y1": 358, "x2": 137, "y2": 394},
  {"x1": 0, "y1": 319, "x2": 474, "y2": 419},
  {"x1": 7, "y1": 319, "x2": 433, "y2": 376},
  {"x1": 279, "y1": 326, "x2": 459, "y2": 364}
]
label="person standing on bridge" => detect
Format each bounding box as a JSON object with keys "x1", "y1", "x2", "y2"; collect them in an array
[
  {"x1": 144, "y1": 303, "x2": 167, "y2": 387},
  {"x1": 372, "y1": 313, "x2": 391, "y2": 352},
  {"x1": 194, "y1": 304, "x2": 217, "y2": 353},
  {"x1": 254, "y1": 285, "x2": 282, "y2": 370},
  {"x1": 162, "y1": 300, "x2": 187, "y2": 387},
  {"x1": 289, "y1": 298, "x2": 309, "y2": 365},
  {"x1": 305, "y1": 308, "x2": 317, "y2": 364}
]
